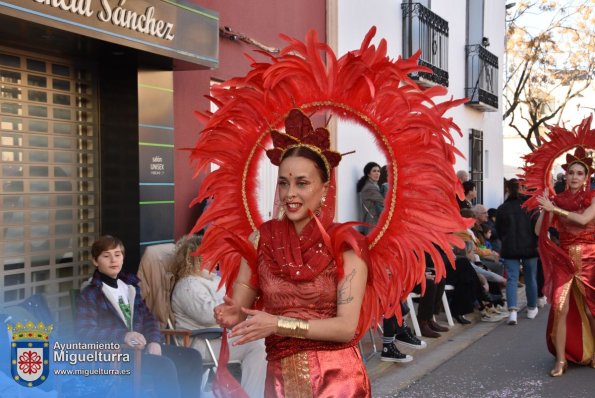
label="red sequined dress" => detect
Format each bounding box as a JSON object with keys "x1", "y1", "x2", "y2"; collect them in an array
[
  {"x1": 540, "y1": 189, "x2": 595, "y2": 364},
  {"x1": 255, "y1": 217, "x2": 370, "y2": 397}
]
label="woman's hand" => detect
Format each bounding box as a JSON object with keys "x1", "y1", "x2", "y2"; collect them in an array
[
  {"x1": 537, "y1": 192, "x2": 555, "y2": 212},
  {"x1": 229, "y1": 308, "x2": 278, "y2": 345},
  {"x1": 123, "y1": 331, "x2": 146, "y2": 350},
  {"x1": 214, "y1": 296, "x2": 245, "y2": 329}
]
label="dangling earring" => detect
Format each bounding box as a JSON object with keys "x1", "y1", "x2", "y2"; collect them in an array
[
  {"x1": 315, "y1": 196, "x2": 326, "y2": 218},
  {"x1": 277, "y1": 205, "x2": 285, "y2": 220}
]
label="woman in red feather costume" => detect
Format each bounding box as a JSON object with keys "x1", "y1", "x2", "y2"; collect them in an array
[
  {"x1": 529, "y1": 137, "x2": 595, "y2": 376},
  {"x1": 190, "y1": 28, "x2": 469, "y2": 397},
  {"x1": 214, "y1": 111, "x2": 371, "y2": 396}
]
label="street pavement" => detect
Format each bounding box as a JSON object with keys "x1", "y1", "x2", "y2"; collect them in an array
[{"x1": 369, "y1": 303, "x2": 594, "y2": 398}]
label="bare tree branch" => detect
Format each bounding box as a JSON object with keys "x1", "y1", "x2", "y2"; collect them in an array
[{"x1": 503, "y1": 0, "x2": 595, "y2": 151}]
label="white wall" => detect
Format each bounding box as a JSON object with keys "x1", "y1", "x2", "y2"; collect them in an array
[
  {"x1": 335, "y1": 0, "x2": 403, "y2": 222},
  {"x1": 332, "y1": 0, "x2": 506, "y2": 216}
]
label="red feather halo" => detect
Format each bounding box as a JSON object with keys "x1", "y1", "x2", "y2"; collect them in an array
[
  {"x1": 189, "y1": 27, "x2": 468, "y2": 331},
  {"x1": 520, "y1": 115, "x2": 595, "y2": 211}
]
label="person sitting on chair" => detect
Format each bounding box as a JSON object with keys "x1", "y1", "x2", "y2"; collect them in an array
[
  {"x1": 171, "y1": 234, "x2": 267, "y2": 398},
  {"x1": 76, "y1": 235, "x2": 203, "y2": 398}
]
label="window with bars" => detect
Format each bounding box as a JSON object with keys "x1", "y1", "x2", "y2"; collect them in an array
[
  {"x1": 464, "y1": 0, "x2": 499, "y2": 111},
  {"x1": 402, "y1": 0, "x2": 449, "y2": 87},
  {"x1": 0, "y1": 49, "x2": 98, "y2": 321},
  {"x1": 469, "y1": 129, "x2": 483, "y2": 204}
]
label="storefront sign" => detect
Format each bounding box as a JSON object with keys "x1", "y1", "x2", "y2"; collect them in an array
[
  {"x1": 0, "y1": 0, "x2": 218, "y2": 67},
  {"x1": 33, "y1": 0, "x2": 175, "y2": 40}
]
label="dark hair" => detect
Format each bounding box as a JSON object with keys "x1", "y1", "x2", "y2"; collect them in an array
[
  {"x1": 378, "y1": 165, "x2": 388, "y2": 187},
  {"x1": 462, "y1": 180, "x2": 476, "y2": 196},
  {"x1": 91, "y1": 235, "x2": 125, "y2": 260},
  {"x1": 281, "y1": 146, "x2": 329, "y2": 182},
  {"x1": 507, "y1": 178, "x2": 520, "y2": 200},
  {"x1": 481, "y1": 223, "x2": 492, "y2": 235},
  {"x1": 487, "y1": 208, "x2": 497, "y2": 219},
  {"x1": 356, "y1": 162, "x2": 381, "y2": 192}
]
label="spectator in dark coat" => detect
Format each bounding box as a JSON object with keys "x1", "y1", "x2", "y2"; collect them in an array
[
  {"x1": 496, "y1": 179, "x2": 539, "y2": 326},
  {"x1": 77, "y1": 235, "x2": 202, "y2": 398}
]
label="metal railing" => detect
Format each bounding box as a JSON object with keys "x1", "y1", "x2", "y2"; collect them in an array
[
  {"x1": 402, "y1": 2, "x2": 449, "y2": 87},
  {"x1": 469, "y1": 129, "x2": 484, "y2": 204},
  {"x1": 465, "y1": 45, "x2": 498, "y2": 111}
]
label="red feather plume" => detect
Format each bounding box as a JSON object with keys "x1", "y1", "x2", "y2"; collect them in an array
[{"x1": 190, "y1": 27, "x2": 469, "y2": 333}]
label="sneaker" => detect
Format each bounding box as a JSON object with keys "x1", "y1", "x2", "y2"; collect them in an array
[
  {"x1": 527, "y1": 307, "x2": 538, "y2": 319},
  {"x1": 380, "y1": 343, "x2": 413, "y2": 363},
  {"x1": 537, "y1": 296, "x2": 547, "y2": 308},
  {"x1": 508, "y1": 310, "x2": 518, "y2": 325},
  {"x1": 485, "y1": 307, "x2": 507, "y2": 319},
  {"x1": 480, "y1": 310, "x2": 502, "y2": 323},
  {"x1": 494, "y1": 304, "x2": 508, "y2": 314},
  {"x1": 395, "y1": 327, "x2": 427, "y2": 349}
]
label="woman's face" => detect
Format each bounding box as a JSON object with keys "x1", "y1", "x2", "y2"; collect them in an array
[
  {"x1": 368, "y1": 166, "x2": 381, "y2": 182},
  {"x1": 566, "y1": 163, "x2": 588, "y2": 191},
  {"x1": 92, "y1": 245, "x2": 124, "y2": 279},
  {"x1": 278, "y1": 156, "x2": 328, "y2": 233}
]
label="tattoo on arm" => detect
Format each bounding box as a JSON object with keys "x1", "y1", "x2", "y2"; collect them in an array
[{"x1": 337, "y1": 269, "x2": 356, "y2": 305}]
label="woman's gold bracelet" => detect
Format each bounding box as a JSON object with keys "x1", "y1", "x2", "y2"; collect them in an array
[
  {"x1": 234, "y1": 281, "x2": 257, "y2": 292},
  {"x1": 553, "y1": 207, "x2": 570, "y2": 218},
  {"x1": 277, "y1": 316, "x2": 309, "y2": 339}
]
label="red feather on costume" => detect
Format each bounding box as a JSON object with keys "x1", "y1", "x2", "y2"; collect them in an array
[{"x1": 190, "y1": 27, "x2": 468, "y2": 334}]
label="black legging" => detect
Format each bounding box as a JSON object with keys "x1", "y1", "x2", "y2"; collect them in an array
[
  {"x1": 413, "y1": 277, "x2": 446, "y2": 321},
  {"x1": 446, "y1": 257, "x2": 484, "y2": 316},
  {"x1": 383, "y1": 302, "x2": 410, "y2": 337}
]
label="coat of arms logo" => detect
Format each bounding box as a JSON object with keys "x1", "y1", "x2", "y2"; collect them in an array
[{"x1": 7, "y1": 321, "x2": 53, "y2": 387}]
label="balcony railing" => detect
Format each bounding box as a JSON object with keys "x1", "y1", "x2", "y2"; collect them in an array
[
  {"x1": 402, "y1": 2, "x2": 449, "y2": 87},
  {"x1": 465, "y1": 45, "x2": 499, "y2": 112}
]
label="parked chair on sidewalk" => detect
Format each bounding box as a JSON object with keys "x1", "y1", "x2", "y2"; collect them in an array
[
  {"x1": 406, "y1": 292, "x2": 422, "y2": 337},
  {"x1": 441, "y1": 285, "x2": 455, "y2": 327}
]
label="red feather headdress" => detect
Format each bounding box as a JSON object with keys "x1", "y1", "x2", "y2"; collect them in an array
[
  {"x1": 190, "y1": 27, "x2": 468, "y2": 330},
  {"x1": 561, "y1": 146, "x2": 593, "y2": 175},
  {"x1": 521, "y1": 115, "x2": 595, "y2": 211},
  {"x1": 265, "y1": 108, "x2": 342, "y2": 176}
]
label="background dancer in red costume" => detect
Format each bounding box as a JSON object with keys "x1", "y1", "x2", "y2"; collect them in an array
[{"x1": 522, "y1": 118, "x2": 595, "y2": 377}]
